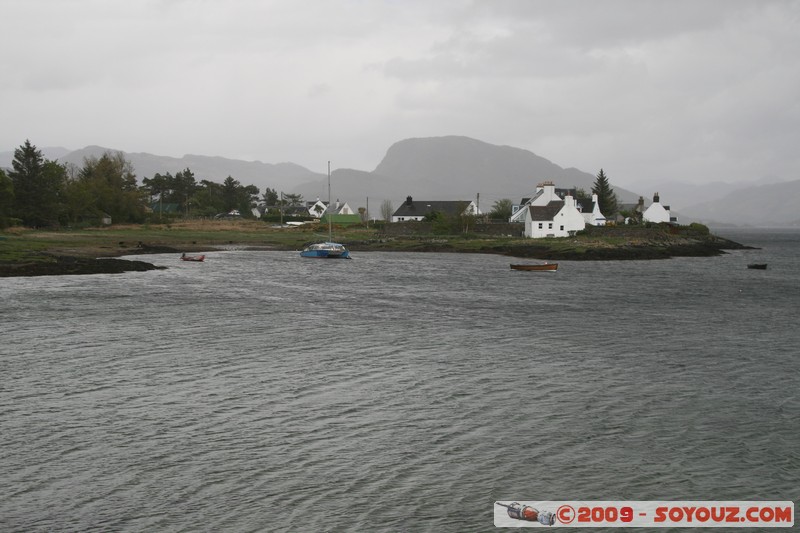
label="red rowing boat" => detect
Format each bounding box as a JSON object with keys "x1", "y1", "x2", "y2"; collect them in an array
[
  {"x1": 510, "y1": 263, "x2": 557, "y2": 271},
  {"x1": 180, "y1": 254, "x2": 205, "y2": 262}
]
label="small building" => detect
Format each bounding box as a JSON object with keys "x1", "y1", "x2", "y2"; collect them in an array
[
  {"x1": 307, "y1": 199, "x2": 355, "y2": 217},
  {"x1": 306, "y1": 199, "x2": 327, "y2": 217},
  {"x1": 391, "y1": 196, "x2": 479, "y2": 222},
  {"x1": 510, "y1": 181, "x2": 573, "y2": 222},
  {"x1": 580, "y1": 193, "x2": 606, "y2": 227},
  {"x1": 643, "y1": 193, "x2": 677, "y2": 224},
  {"x1": 148, "y1": 202, "x2": 181, "y2": 216},
  {"x1": 519, "y1": 193, "x2": 586, "y2": 238}
]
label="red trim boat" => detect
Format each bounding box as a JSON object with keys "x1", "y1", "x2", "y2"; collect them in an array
[
  {"x1": 180, "y1": 254, "x2": 205, "y2": 262},
  {"x1": 510, "y1": 263, "x2": 558, "y2": 271}
]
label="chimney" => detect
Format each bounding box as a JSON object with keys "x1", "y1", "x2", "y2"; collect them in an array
[
  {"x1": 406, "y1": 196, "x2": 413, "y2": 206},
  {"x1": 653, "y1": 192, "x2": 660, "y2": 203}
]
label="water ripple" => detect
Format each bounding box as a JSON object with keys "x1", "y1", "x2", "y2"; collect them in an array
[{"x1": 1, "y1": 237, "x2": 799, "y2": 531}]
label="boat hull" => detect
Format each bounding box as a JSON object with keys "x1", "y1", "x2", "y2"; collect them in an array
[
  {"x1": 510, "y1": 263, "x2": 557, "y2": 271},
  {"x1": 747, "y1": 263, "x2": 767, "y2": 270},
  {"x1": 180, "y1": 254, "x2": 205, "y2": 262},
  {"x1": 300, "y1": 242, "x2": 351, "y2": 259}
]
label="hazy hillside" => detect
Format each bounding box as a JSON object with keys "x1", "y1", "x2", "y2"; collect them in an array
[
  {"x1": 291, "y1": 136, "x2": 641, "y2": 214},
  {"x1": 54, "y1": 146, "x2": 324, "y2": 192},
  {"x1": 680, "y1": 180, "x2": 800, "y2": 227},
  {"x1": 0, "y1": 146, "x2": 72, "y2": 168}
]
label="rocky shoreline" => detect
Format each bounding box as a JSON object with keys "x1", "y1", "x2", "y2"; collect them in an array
[
  {"x1": 0, "y1": 255, "x2": 167, "y2": 277},
  {"x1": 0, "y1": 233, "x2": 751, "y2": 277}
]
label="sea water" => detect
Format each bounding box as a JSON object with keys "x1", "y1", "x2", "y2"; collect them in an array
[{"x1": 1, "y1": 228, "x2": 798, "y2": 531}]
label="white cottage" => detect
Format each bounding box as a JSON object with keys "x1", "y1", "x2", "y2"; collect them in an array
[
  {"x1": 510, "y1": 181, "x2": 566, "y2": 222},
  {"x1": 307, "y1": 199, "x2": 327, "y2": 217},
  {"x1": 581, "y1": 193, "x2": 606, "y2": 226},
  {"x1": 521, "y1": 194, "x2": 586, "y2": 238},
  {"x1": 642, "y1": 193, "x2": 674, "y2": 224},
  {"x1": 329, "y1": 200, "x2": 355, "y2": 216},
  {"x1": 306, "y1": 199, "x2": 355, "y2": 217},
  {"x1": 391, "y1": 196, "x2": 479, "y2": 222}
]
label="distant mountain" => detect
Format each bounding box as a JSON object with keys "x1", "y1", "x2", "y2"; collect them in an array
[
  {"x1": 0, "y1": 146, "x2": 72, "y2": 168},
  {"x1": 54, "y1": 146, "x2": 324, "y2": 192},
  {"x1": 291, "y1": 136, "x2": 642, "y2": 213},
  {"x1": 680, "y1": 180, "x2": 800, "y2": 227}
]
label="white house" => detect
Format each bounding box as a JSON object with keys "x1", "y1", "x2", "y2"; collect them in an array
[
  {"x1": 328, "y1": 200, "x2": 355, "y2": 216},
  {"x1": 510, "y1": 181, "x2": 566, "y2": 223},
  {"x1": 581, "y1": 193, "x2": 606, "y2": 226},
  {"x1": 642, "y1": 193, "x2": 675, "y2": 224},
  {"x1": 307, "y1": 199, "x2": 327, "y2": 217},
  {"x1": 521, "y1": 194, "x2": 586, "y2": 238},
  {"x1": 306, "y1": 199, "x2": 355, "y2": 218},
  {"x1": 391, "y1": 196, "x2": 479, "y2": 222}
]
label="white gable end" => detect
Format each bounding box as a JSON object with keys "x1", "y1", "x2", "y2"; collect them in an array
[{"x1": 643, "y1": 193, "x2": 671, "y2": 223}]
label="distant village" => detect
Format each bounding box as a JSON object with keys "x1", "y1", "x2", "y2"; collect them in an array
[
  {"x1": 264, "y1": 180, "x2": 676, "y2": 239},
  {"x1": 2, "y1": 140, "x2": 681, "y2": 236}
]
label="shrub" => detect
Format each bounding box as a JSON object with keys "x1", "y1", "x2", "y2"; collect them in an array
[{"x1": 688, "y1": 222, "x2": 710, "y2": 235}]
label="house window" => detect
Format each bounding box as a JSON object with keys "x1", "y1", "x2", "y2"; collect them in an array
[
  {"x1": 538, "y1": 223, "x2": 543, "y2": 229},
  {"x1": 560, "y1": 225, "x2": 564, "y2": 231},
  {"x1": 548, "y1": 223, "x2": 553, "y2": 229}
]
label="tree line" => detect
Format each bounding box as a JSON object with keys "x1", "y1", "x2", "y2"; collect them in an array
[{"x1": 0, "y1": 140, "x2": 302, "y2": 228}]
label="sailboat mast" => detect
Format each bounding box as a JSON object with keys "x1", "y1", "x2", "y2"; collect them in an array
[{"x1": 328, "y1": 160, "x2": 332, "y2": 241}]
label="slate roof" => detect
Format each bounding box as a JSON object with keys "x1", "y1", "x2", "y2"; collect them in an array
[
  {"x1": 148, "y1": 202, "x2": 181, "y2": 214},
  {"x1": 528, "y1": 200, "x2": 564, "y2": 221},
  {"x1": 576, "y1": 199, "x2": 597, "y2": 213},
  {"x1": 392, "y1": 199, "x2": 473, "y2": 217}
]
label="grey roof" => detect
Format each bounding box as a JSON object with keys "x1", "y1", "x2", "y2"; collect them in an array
[
  {"x1": 576, "y1": 199, "x2": 603, "y2": 213},
  {"x1": 528, "y1": 200, "x2": 564, "y2": 221},
  {"x1": 518, "y1": 187, "x2": 576, "y2": 208},
  {"x1": 392, "y1": 199, "x2": 473, "y2": 217}
]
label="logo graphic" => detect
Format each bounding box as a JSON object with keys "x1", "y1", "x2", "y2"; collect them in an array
[
  {"x1": 494, "y1": 501, "x2": 793, "y2": 528},
  {"x1": 496, "y1": 502, "x2": 555, "y2": 526}
]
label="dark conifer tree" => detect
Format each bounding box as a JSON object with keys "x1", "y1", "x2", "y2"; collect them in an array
[
  {"x1": 0, "y1": 169, "x2": 14, "y2": 227},
  {"x1": 592, "y1": 168, "x2": 619, "y2": 217},
  {"x1": 9, "y1": 140, "x2": 65, "y2": 227}
]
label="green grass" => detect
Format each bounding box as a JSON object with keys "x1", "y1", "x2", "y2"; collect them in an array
[{"x1": 1, "y1": 220, "x2": 735, "y2": 264}]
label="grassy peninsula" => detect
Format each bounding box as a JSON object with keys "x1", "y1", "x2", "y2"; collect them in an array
[{"x1": 0, "y1": 220, "x2": 748, "y2": 277}]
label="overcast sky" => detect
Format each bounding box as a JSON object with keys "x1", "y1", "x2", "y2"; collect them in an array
[{"x1": 2, "y1": 0, "x2": 798, "y2": 188}]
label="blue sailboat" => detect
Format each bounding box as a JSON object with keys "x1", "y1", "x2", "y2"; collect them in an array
[
  {"x1": 300, "y1": 161, "x2": 352, "y2": 259},
  {"x1": 300, "y1": 241, "x2": 351, "y2": 258}
]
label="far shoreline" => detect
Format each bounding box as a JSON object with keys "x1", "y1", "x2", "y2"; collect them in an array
[{"x1": 0, "y1": 222, "x2": 753, "y2": 277}]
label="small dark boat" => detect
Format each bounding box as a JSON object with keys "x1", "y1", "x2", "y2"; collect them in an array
[
  {"x1": 180, "y1": 253, "x2": 205, "y2": 262},
  {"x1": 510, "y1": 263, "x2": 558, "y2": 271},
  {"x1": 747, "y1": 263, "x2": 767, "y2": 270}
]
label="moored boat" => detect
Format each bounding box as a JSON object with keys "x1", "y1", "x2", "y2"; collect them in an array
[
  {"x1": 747, "y1": 263, "x2": 767, "y2": 270},
  {"x1": 510, "y1": 263, "x2": 558, "y2": 271},
  {"x1": 300, "y1": 242, "x2": 351, "y2": 259},
  {"x1": 300, "y1": 161, "x2": 351, "y2": 260},
  {"x1": 180, "y1": 253, "x2": 205, "y2": 262}
]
